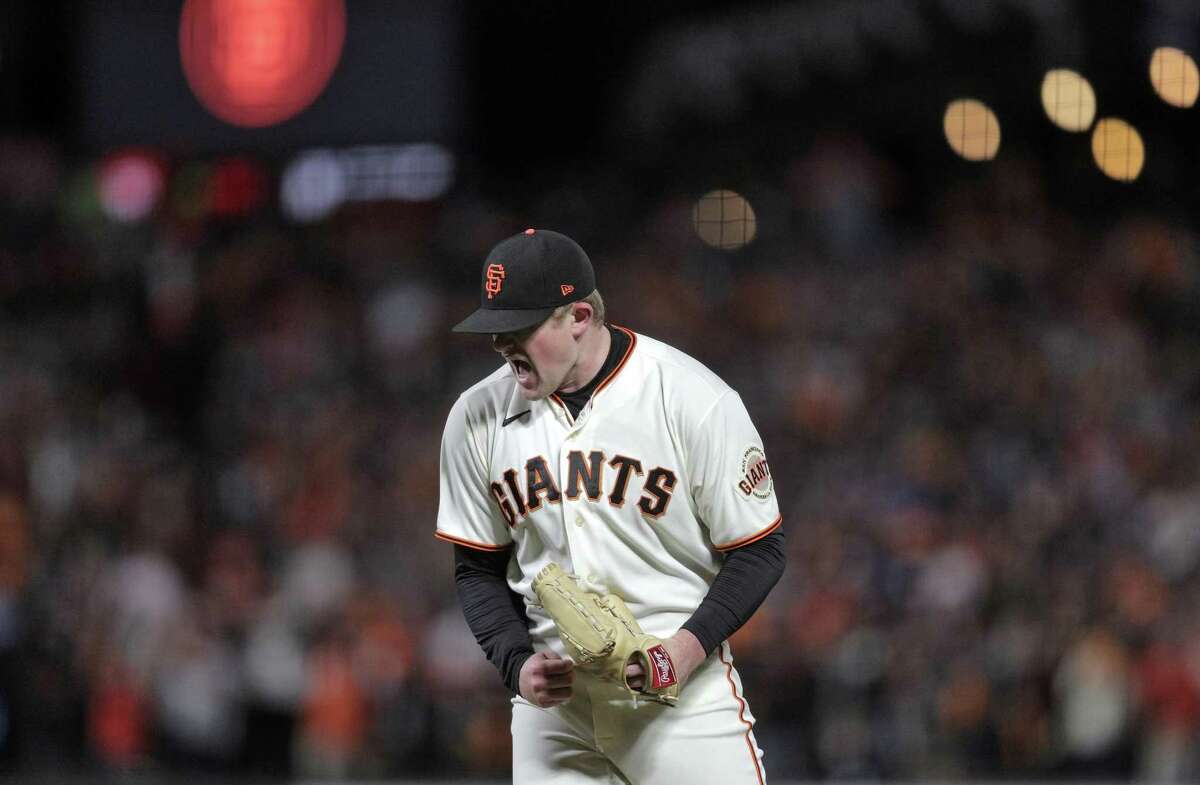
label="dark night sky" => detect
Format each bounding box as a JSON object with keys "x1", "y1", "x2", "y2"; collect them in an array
[
  {"x1": 5, "y1": 1, "x2": 1200, "y2": 220},
  {"x1": 465, "y1": 0, "x2": 736, "y2": 167}
]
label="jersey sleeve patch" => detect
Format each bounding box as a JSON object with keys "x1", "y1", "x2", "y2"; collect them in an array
[{"x1": 735, "y1": 445, "x2": 773, "y2": 501}]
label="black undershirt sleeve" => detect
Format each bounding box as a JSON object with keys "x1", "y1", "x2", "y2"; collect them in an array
[
  {"x1": 453, "y1": 544, "x2": 535, "y2": 695},
  {"x1": 680, "y1": 529, "x2": 787, "y2": 655}
]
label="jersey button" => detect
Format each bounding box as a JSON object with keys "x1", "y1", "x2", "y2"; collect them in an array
[{"x1": 574, "y1": 514, "x2": 584, "y2": 527}]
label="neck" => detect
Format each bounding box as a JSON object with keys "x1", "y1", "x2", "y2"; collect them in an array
[{"x1": 558, "y1": 323, "x2": 611, "y2": 394}]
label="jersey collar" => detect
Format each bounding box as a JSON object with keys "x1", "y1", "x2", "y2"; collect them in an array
[
  {"x1": 591, "y1": 324, "x2": 637, "y2": 397},
  {"x1": 549, "y1": 324, "x2": 637, "y2": 412}
]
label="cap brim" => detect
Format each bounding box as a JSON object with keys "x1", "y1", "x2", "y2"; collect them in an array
[{"x1": 451, "y1": 306, "x2": 557, "y2": 334}]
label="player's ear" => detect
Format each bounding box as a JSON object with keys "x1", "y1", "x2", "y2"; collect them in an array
[{"x1": 569, "y1": 302, "x2": 593, "y2": 337}]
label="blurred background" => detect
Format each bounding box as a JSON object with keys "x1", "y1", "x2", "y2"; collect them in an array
[{"x1": 2, "y1": 0, "x2": 1200, "y2": 782}]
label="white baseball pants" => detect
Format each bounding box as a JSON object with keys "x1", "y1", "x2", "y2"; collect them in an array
[{"x1": 511, "y1": 642, "x2": 767, "y2": 784}]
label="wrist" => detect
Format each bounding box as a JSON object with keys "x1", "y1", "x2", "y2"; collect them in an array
[
  {"x1": 508, "y1": 649, "x2": 536, "y2": 695},
  {"x1": 667, "y1": 629, "x2": 707, "y2": 681},
  {"x1": 679, "y1": 619, "x2": 718, "y2": 656}
]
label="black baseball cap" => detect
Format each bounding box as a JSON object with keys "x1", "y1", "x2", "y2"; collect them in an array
[{"x1": 452, "y1": 228, "x2": 596, "y2": 334}]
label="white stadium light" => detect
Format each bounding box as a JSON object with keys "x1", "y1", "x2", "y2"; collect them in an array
[
  {"x1": 280, "y1": 143, "x2": 456, "y2": 223},
  {"x1": 280, "y1": 149, "x2": 347, "y2": 223}
]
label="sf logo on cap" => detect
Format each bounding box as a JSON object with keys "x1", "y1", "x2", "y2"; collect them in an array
[{"x1": 485, "y1": 263, "x2": 506, "y2": 299}]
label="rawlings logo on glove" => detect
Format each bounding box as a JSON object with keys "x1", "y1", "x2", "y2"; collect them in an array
[
  {"x1": 647, "y1": 644, "x2": 676, "y2": 689},
  {"x1": 532, "y1": 563, "x2": 680, "y2": 706}
]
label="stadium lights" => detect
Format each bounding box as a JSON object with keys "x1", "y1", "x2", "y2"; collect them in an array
[
  {"x1": 1091, "y1": 118, "x2": 1144, "y2": 182},
  {"x1": 98, "y1": 149, "x2": 166, "y2": 223},
  {"x1": 1149, "y1": 46, "x2": 1199, "y2": 108},
  {"x1": 692, "y1": 190, "x2": 757, "y2": 251},
  {"x1": 1041, "y1": 69, "x2": 1096, "y2": 132},
  {"x1": 943, "y1": 99, "x2": 1001, "y2": 161},
  {"x1": 179, "y1": 0, "x2": 346, "y2": 128},
  {"x1": 280, "y1": 144, "x2": 456, "y2": 223}
]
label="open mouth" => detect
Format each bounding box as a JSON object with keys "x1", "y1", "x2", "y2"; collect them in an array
[{"x1": 509, "y1": 357, "x2": 534, "y2": 383}]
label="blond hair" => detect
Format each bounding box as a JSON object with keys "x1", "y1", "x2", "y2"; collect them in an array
[{"x1": 552, "y1": 289, "x2": 606, "y2": 325}]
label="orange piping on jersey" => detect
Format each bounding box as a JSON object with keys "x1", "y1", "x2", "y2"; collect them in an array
[
  {"x1": 714, "y1": 516, "x2": 782, "y2": 552},
  {"x1": 593, "y1": 325, "x2": 637, "y2": 396},
  {"x1": 547, "y1": 393, "x2": 571, "y2": 424},
  {"x1": 546, "y1": 326, "x2": 635, "y2": 415},
  {"x1": 434, "y1": 531, "x2": 512, "y2": 552},
  {"x1": 719, "y1": 644, "x2": 766, "y2": 785}
]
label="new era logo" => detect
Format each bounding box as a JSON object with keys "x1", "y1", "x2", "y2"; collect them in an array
[{"x1": 561, "y1": 284, "x2": 575, "y2": 296}]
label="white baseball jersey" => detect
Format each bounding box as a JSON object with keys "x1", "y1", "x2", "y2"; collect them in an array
[
  {"x1": 436, "y1": 325, "x2": 781, "y2": 649},
  {"x1": 437, "y1": 326, "x2": 779, "y2": 784}
]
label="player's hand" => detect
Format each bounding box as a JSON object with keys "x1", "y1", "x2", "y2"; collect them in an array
[
  {"x1": 519, "y1": 651, "x2": 575, "y2": 708},
  {"x1": 624, "y1": 629, "x2": 706, "y2": 692}
]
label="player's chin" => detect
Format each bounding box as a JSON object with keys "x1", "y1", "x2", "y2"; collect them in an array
[
  {"x1": 515, "y1": 374, "x2": 555, "y2": 401},
  {"x1": 515, "y1": 381, "x2": 549, "y2": 401}
]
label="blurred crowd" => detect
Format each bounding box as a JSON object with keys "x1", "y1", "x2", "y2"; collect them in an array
[{"x1": 1, "y1": 132, "x2": 1200, "y2": 782}]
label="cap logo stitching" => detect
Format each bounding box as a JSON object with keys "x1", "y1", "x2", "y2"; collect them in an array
[
  {"x1": 485, "y1": 263, "x2": 506, "y2": 299},
  {"x1": 561, "y1": 284, "x2": 575, "y2": 296}
]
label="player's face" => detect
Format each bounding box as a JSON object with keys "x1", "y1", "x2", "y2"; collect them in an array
[{"x1": 493, "y1": 310, "x2": 580, "y2": 401}]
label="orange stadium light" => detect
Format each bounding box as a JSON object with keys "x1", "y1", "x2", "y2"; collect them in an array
[
  {"x1": 943, "y1": 98, "x2": 1001, "y2": 161},
  {"x1": 1149, "y1": 46, "x2": 1199, "y2": 108},
  {"x1": 1092, "y1": 117, "x2": 1145, "y2": 182},
  {"x1": 692, "y1": 190, "x2": 757, "y2": 250},
  {"x1": 179, "y1": 0, "x2": 346, "y2": 128}
]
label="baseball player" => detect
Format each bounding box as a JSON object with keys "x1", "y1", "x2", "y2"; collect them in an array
[{"x1": 437, "y1": 228, "x2": 785, "y2": 783}]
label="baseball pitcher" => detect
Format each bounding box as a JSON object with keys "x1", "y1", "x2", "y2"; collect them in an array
[{"x1": 437, "y1": 228, "x2": 785, "y2": 783}]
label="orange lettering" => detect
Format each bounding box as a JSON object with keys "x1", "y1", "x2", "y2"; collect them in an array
[{"x1": 485, "y1": 263, "x2": 506, "y2": 299}]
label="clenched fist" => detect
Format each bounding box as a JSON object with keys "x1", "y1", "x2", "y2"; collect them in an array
[{"x1": 519, "y1": 651, "x2": 575, "y2": 707}]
